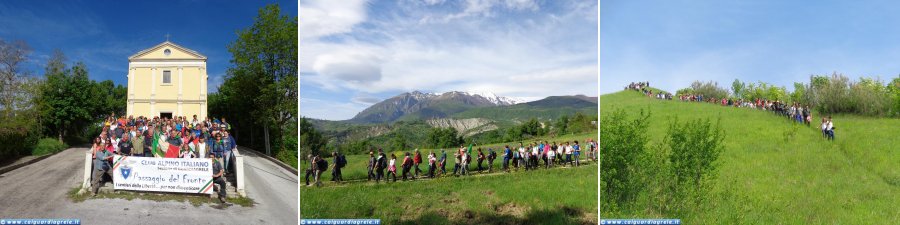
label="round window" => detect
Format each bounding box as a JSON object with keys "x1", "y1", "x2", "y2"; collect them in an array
[{"x1": 164, "y1": 49, "x2": 171, "y2": 56}]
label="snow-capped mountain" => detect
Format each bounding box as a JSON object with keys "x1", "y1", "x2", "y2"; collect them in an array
[{"x1": 349, "y1": 90, "x2": 526, "y2": 123}]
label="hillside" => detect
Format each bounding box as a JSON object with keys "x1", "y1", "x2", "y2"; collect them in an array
[{"x1": 601, "y1": 90, "x2": 900, "y2": 223}]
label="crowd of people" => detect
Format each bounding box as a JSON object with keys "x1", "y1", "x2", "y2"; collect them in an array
[
  {"x1": 303, "y1": 139, "x2": 598, "y2": 186},
  {"x1": 90, "y1": 114, "x2": 237, "y2": 203},
  {"x1": 631, "y1": 82, "x2": 838, "y2": 141},
  {"x1": 627, "y1": 81, "x2": 672, "y2": 99}
]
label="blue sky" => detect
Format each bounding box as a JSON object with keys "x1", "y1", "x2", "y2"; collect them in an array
[
  {"x1": 300, "y1": 0, "x2": 599, "y2": 120},
  {"x1": 601, "y1": 0, "x2": 900, "y2": 94},
  {"x1": 0, "y1": 0, "x2": 297, "y2": 93}
]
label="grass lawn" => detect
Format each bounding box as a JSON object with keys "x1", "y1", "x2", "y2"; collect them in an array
[
  {"x1": 601, "y1": 90, "x2": 900, "y2": 223},
  {"x1": 301, "y1": 164, "x2": 598, "y2": 224}
]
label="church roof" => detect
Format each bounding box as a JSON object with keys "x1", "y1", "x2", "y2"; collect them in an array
[{"x1": 128, "y1": 41, "x2": 207, "y2": 60}]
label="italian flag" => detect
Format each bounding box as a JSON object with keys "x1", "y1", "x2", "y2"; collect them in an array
[
  {"x1": 165, "y1": 143, "x2": 180, "y2": 158},
  {"x1": 151, "y1": 132, "x2": 163, "y2": 157}
]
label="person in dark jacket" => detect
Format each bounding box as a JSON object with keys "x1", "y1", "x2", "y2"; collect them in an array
[
  {"x1": 374, "y1": 149, "x2": 387, "y2": 183},
  {"x1": 118, "y1": 134, "x2": 133, "y2": 156},
  {"x1": 401, "y1": 152, "x2": 413, "y2": 181},
  {"x1": 487, "y1": 148, "x2": 496, "y2": 172},
  {"x1": 331, "y1": 152, "x2": 343, "y2": 182}
]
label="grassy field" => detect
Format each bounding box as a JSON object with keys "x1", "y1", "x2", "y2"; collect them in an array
[
  {"x1": 602, "y1": 90, "x2": 900, "y2": 223},
  {"x1": 301, "y1": 164, "x2": 597, "y2": 224},
  {"x1": 302, "y1": 131, "x2": 597, "y2": 182},
  {"x1": 301, "y1": 132, "x2": 598, "y2": 224}
]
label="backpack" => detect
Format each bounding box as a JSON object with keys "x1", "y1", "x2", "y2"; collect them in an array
[
  {"x1": 378, "y1": 156, "x2": 388, "y2": 169},
  {"x1": 317, "y1": 159, "x2": 328, "y2": 172},
  {"x1": 337, "y1": 155, "x2": 347, "y2": 168}
]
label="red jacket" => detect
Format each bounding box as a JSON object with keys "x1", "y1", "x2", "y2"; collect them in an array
[{"x1": 413, "y1": 153, "x2": 422, "y2": 164}]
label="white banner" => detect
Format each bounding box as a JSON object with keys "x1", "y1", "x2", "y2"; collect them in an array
[{"x1": 113, "y1": 155, "x2": 215, "y2": 194}]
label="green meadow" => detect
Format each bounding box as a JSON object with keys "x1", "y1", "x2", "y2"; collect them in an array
[
  {"x1": 601, "y1": 90, "x2": 900, "y2": 224},
  {"x1": 301, "y1": 132, "x2": 598, "y2": 224}
]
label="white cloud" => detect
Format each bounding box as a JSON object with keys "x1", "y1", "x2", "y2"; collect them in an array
[
  {"x1": 299, "y1": 0, "x2": 368, "y2": 40},
  {"x1": 438, "y1": 0, "x2": 538, "y2": 22},
  {"x1": 300, "y1": 1, "x2": 598, "y2": 120},
  {"x1": 313, "y1": 51, "x2": 383, "y2": 84},
  {"x1": 351, "y1": 95, "x2": 382, "y2": 104},
  {"x1": 299, "y1": 97, "x2": 369, "y2": 120}
]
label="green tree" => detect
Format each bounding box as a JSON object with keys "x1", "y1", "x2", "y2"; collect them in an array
[
  {"x1": 216, "y1": 4, "x2": 298, "y2": 157},
  {"x1": 40, "y1": 53, "x2": 95, "y2": 142},
  {"x1": 731, "y1": 79, "x2": 745, "y2": 99},
  {"x1": 554, "y1": 115, "x2": 569, "y2": 135},
  {"x1": 427, "y1": 127, "x2": 461, "y2": 148},
  {"x1": 299, "y1": 117, "x2": 326, "y2": 158}
]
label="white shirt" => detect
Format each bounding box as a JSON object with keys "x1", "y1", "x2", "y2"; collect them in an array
[
  {"x1": 197, "y1": 143, "x2": 207, "y2": 158},
  {"x1": 389, "y1": 159, "x2": 396, "y2": 167},
  {"x1": 181, "y1": 150, "x2": 193, "y2": 158},
  {"x1": 565, "y1": 145, "x2": 573, "y2": 154},
  {"x1": 548, "y1": 149, "x2": 555, "y2": 157},
  {"x1": 826, "y1": 121, "x2": 833, "y2": 130},
  {"x1": 531, "y1": 146, "x2": 539, "y2": 155},
  {"x1": 111, "y1": 138, "x2": 120, "y2": 152}
]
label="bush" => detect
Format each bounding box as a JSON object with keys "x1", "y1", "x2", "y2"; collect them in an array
[
  {"x1": 600, "y1": 109, "x2": 651, "y2": 209},
  {"x1": 275, "y1": 147, "x2": 298, "y2": 169},
  {"x1": 809, "y1": 73, "x2": 894, "y2": 117},
  {"x1": 32, "y1": 138, "x2": 68, "y2": 156},
  {"x1": 665, "y1": 117, "x2": 725, "y2": 197}
]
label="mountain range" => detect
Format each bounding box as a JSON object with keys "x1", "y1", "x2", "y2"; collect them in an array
[{"x1": 348, "y1": 90, "x2": 596, "y2": 124}]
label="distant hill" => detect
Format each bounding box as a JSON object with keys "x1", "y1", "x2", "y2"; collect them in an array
[
  {"x1": 348, "y1": 91, "x2": 524, "y2": 123},
  {"x1": 349, "y1": 91, "x2": 597, "y2": 124}
]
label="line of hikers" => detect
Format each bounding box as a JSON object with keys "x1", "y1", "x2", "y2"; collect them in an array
[
  {"x1": 303, "y1": 139, "x2": 599, "y2": 186},
  {"x1": 628, "y1": 82, "x2": 839, "y2": 141}
]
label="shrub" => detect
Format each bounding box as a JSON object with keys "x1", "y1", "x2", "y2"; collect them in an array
[
  {"x1": 808, "y1": 73, "x2": 894, "y2": 117},
  {"x1": 665, "y1": 117, "x2": 725, "y2": 197},
  {"x1": 275, "y1": 147, "x2": 298, "y2": 169},
  {"x1": 600, "y1": 109, "x2": 651, "y2": 209},
  {"x1": 32, "y1": 138, "x2": 68, "y2": 156}
]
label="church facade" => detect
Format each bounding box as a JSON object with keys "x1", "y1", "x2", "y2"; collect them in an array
[{"x1": 126, "y1": 41, "x2": 208, "y2": 119}]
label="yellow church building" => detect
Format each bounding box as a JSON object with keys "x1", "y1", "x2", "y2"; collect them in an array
[{"x1": 126, "y1": 41, "x2": 208, "y2": 119}]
